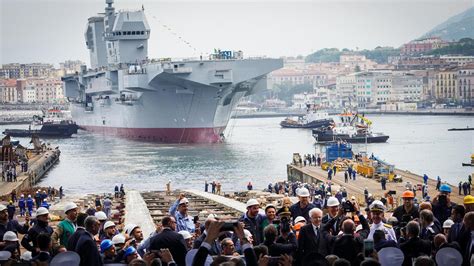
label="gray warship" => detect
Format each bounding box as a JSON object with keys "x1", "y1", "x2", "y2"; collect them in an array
[{"x1": 63, "y1": 0, "x2": 282, "y2": 143}]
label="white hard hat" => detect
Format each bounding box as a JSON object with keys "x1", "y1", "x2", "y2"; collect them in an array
[
  {"x1": 315, "y1": 195, "x2": 321, "y2": 199},
  {"x1": 64, "y1": 202, "x2": 78, "y2": 214},
  {"x1": 104, "y1": 221, "x2": 116, "y2": 229},
  {"x1": 443, "y1": 219, "x2": 454, "y2": 229},
  {"x1": 294, "y1": 216, "x2": 306, "y2": 224},
  {"x1": 124, "y1": 224, "x2": 139, "y2": 235},
  {"x1": 179, "y1": 198, "x2": 189, "y2": 205},
  {"x1": 3, "y1": 231, "x2": 18, "y2": 242},
  {"x1": 112, "y1": 234, "x2": 126, "y2": 245},
  {"x1": 178, "y1": 230, "x2": 192, "y2": 240},
  {"x1": 0, "y1": 204, "x2": 6, "y2": 212},
  {"x1": 246, "y1": 199, "x2": 259, "y2": 208},
  {"x1": 95, "y1": 211, "x2": 107, "y2": 221},
  {"x1": 327, "y1": 197, "x2": 340, "y2": 207},
  {"x1": 36, "y1": 207, "x2": 49, "y2": 216},
  {"x1": 297, "y1": 188, "x2": 310, "y2": 197},
  {"x1": 21, "y1": 194, "x2": 24, "y2": 197}
]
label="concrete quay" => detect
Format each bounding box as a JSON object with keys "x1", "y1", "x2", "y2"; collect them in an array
[
  {"x1": 287, "y1": 164, "x2": 467, "y2": 206},
  {"x1": 0, "y1": 148, "x2": 60, "y2": 198}
]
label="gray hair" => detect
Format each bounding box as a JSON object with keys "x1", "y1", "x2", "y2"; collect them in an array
[
  {"x1": 84, "y1": 216, "x2": 99, "y2": 231},
  {"x1": 308, "y1": 207, "x2": 323, "y2": 217},
  {"x1": 406, "y1": 221, "x2": 420, "y2": 237}
]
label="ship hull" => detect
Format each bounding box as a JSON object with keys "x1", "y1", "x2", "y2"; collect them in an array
[{"x1": 82, "y1": 125, "x2": 226, "y2": 143}]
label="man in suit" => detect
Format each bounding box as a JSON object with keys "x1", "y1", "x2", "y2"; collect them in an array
[
  {"x1": 457, "y1": 211, "x2": 474, "y2": 266},
  {"x1": 149, "y1": 216, "x2": 187, "y2": 266},
  {"x1": 297, "y1": 207, "x2": 328, "y2": 265},
  {"x1": 399, "y1": 221, "x2": 432, "y2": 266},
  {"x1": 322, "y1": 205, "x2": 368, "y2": 265},
  {"x1": 193, "y1": 216, "x2": 220, "y2": 255},
  {"x1": 322, "y1": 197, "x2": 342, "y2": 236},
  {"x1": 75, "y1": 216, "x2": 102, "y2": 266},
  {"x1": 67, "y1": 213, "x2": 88, "y2": 251}
]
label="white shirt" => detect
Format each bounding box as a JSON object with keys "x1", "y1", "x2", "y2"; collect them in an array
[
  {"x1": 368, "y1": 222, "x2": 396, "y2": 241},
  {"x1": 312, "y1": 224, "x2": 319, "y2": 237}
]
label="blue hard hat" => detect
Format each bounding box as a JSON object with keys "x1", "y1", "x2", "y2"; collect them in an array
[
  {"x1": 100, "y1": 240, "x2": 113, "y2": 253},
  {"x1": 124, "y1": 246, "x2": 136, "y2": 257},
  {"x1": 440, "y1": 184, "x2": 451, "y2": 193}
]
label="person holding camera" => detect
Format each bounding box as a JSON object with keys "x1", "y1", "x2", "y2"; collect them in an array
[
  {"x1": 192, "y1": 221, "x2": 258, "y2": 266},
  {"x1": 432, "y1": 184, "x2": 457, "y2": 224},
  {"x1": 263, "y1": 224, "x2": 297, "y2": 257}
]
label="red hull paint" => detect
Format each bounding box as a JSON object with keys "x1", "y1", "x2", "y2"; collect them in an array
[{"x1": 82, "y1": 125, "x2": 226, "y2": 143}]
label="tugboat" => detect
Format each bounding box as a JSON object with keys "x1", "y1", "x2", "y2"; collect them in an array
[
  {"x1": 312, "y1": 112, "x2": 389, "y2": 143},
  {"x1": 280, "y1": 104, "x2": 333, "y2": 129},
  {"x1": 2, "y1": 108, "x2": 79, "y2": 138}
]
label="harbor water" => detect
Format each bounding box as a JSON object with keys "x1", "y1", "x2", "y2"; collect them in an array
[{"x1": 1, "y1": 114, "x2": 473, "y2": 194}]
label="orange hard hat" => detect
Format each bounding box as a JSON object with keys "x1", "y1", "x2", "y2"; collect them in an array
[{"x1": 401, "y1": 190, "x2": 415, "y2": 198}]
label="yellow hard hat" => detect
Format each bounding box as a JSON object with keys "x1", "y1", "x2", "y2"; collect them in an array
[{"x1": 464, "y1": 195, "x2": 474, "y2": 205}]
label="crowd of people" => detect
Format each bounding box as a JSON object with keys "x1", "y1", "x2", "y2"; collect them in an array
[
  {"x1": 0, "y1": 181, "x2": 473, "y2": 266},
  {"x1": 1, "y1": 161, "x2": 28, "y2": 183}
]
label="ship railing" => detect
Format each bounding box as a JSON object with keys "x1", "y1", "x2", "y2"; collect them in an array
[{"x1": 163, "y1": 67, "x2": 192, "y2": 74}]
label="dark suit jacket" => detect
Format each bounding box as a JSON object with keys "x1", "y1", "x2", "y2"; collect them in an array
[
  {"x1": 297, "y1": 223, "x2": 328, "y2": 265},
  {"x1": 67, "y1": 227, "x2": 86, "y2": 251},
  {"x1": 75, "y1": 231, "x2": 102, "y2": 266},
  {"x1": 332, "y1": 235, "x2": 363, "y2": 265},
  {"x1": 454, "y1": 225, "x2": 472, "y2": 266},
  {"x1": 321, "y1": 214, "x2": 341, "y2": 236},
  {"x1": 149, "y1": 228, "x2": 187, "y2": 266},
  {"x1": 399, "y1": 237, "x2": 431, "y2": 266}
]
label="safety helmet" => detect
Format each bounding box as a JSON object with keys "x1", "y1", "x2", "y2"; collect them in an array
[
  {"x1": 327, "y1": 197, "x2": 340, "y2": 207},
  {"x1": 36, "y1": 207, "x2": 49, "y2": 216},
  {"x1": 439, "y1": 184, "x2": 451, "y2": 193},
  {"x1": 64, "y1": 202, "x2": 78, "y2": 214},
  {"x1": 100, "y1": 240, "x2": 114, "y2": 253},
  {"x1": 3, "y1": 231, "x2": 18, "y2": 242},
  {"x1": 401, "y1": 191, "x2": 415, "y2": 199}
]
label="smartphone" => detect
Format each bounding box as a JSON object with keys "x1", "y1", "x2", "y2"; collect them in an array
[
  {"x1": 364, "y1": 239, "x2": 374, "y2": 257},
  {"x1": 268, "y1": 256, "x2": 280, "y2": 266}
]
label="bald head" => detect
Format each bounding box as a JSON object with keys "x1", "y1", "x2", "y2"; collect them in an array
[
  {"x1": 433, "y1": 234, "x2": 447, "y2": 249},
  {"x1": 342, "y1": 219, "x2": 355, "y2": 234}
]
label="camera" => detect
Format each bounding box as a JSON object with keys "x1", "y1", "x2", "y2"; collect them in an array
[
  {"x1": 342, "y1": 200, "x2": 355, "y2": 213},
  {"x1": 220, "y1": 221, "x2": 239, "y2": 232},
  {"x1": 438, "y1": 194, "x2": 447, "y2": 205},
  {"x1": 280, "y1": 216, "x2": 291, "y2": 233}
]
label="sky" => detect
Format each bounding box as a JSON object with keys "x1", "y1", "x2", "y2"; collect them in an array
[{"x1": 1, "y1": 0, "x2": 473, "y2": 66}]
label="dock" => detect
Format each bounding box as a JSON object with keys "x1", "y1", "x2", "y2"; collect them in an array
[
  {"x1": 287, "y1": 164, "x2": 466, "y2": 206},
  {"x1": 0, "y1": 148, "x2": 60, "y2": 198}
]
